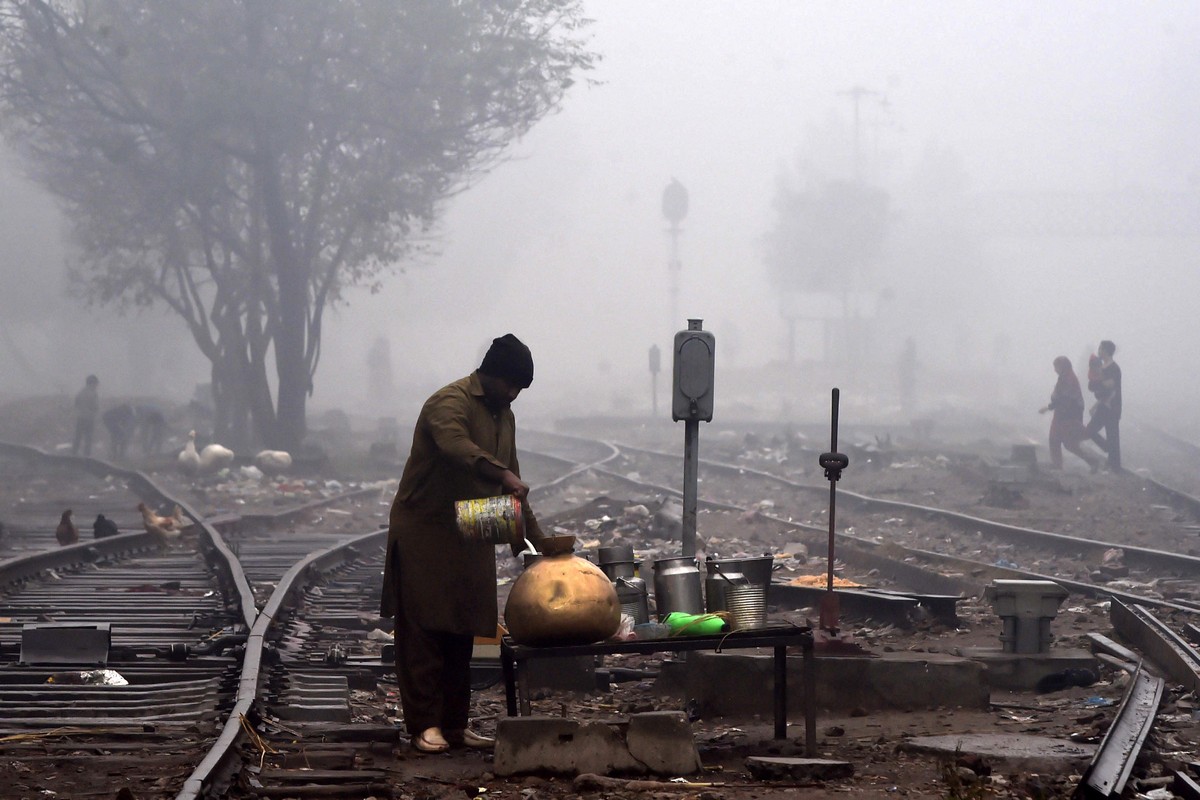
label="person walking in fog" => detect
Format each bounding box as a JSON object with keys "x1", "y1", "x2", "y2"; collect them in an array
[
  {"x1": 71, "y1": 375, "x2": 99, "y2": 457},
  {"x1": 1084, "y1": 340, "x2": 1122, "y2": 472},
  {"x1": 380, "y1": 333, "x2": 546, "y2": 754},
  {"x1": 1039, "y1": 356, "x2": 1100, "y2": 472}
]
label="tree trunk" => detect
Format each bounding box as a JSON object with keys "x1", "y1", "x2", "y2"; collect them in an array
[{"x1": 257, "y1": 153, "x2": 308, "y2": 454}]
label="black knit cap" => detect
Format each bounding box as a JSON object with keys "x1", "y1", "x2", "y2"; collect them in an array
[{"x1": 479, "y1": 333, "x2": 534, "y2": 388}]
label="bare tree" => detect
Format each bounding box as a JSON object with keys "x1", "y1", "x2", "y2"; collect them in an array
[
  {"x1": 765, "y1": 178, "x2": 889, "y2": 363},
  {"x1": 0, "y1": 0, "x2": 595, "y2": 450}
]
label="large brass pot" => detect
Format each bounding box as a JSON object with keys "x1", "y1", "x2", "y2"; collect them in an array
[{"x1": 504, "y1": 541, "x2": 620, "y2": 647}]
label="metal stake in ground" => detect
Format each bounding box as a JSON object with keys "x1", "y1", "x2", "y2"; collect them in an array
[{"x1": 818, "y1": 388, "x2": 849, "y2": 632}]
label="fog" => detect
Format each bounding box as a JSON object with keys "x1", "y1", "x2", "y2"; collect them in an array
[{"x1": 3, "y1": 1, "x2": 1199, "y2": 440}]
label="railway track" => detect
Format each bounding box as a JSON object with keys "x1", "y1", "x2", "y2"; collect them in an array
[{"x1": 3, "y1": 418, "x2": 1200, "y2": 797}]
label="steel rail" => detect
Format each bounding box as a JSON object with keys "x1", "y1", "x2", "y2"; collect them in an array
[
  {"x1": 529, "y1": 441, "x2": 1200, "y2": 616},
  {"x1": 0, "y1": 440, "x2": 391, "y2": 797},
  {"x1": 0, "y1": 441, "x2": 258, "y2": 624},
  {"x1": 1076, "y1": 661, "x2": 1164, "y2": 799},
  {"x1": 176, "y1": 528, "x2": 386, "y2": 800},
  {"x1": 1110, "y1": 599, "x2": 1200, "y2": 693},
  {"x1": 608, "y1": 440, "x2": 1200, "y2": 576}
]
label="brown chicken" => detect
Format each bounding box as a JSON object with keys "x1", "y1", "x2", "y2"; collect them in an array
[
  {"x1": 137, "y1": 502, "x2": 188, "y2": 539},
  {"x1": 55, "y1": 509, "x2": 79, "y2": 546}
]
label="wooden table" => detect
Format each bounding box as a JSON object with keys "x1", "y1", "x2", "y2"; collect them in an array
[{"x1": 500, "y1": 626, "x2": 815, "y2": 750}]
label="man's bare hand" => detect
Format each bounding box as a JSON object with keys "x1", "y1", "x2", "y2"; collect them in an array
[{"x1": 501, "y1": 471, "x2": 530, "y2": 502}]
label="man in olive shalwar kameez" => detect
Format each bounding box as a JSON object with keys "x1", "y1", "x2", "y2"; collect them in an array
[{"x1": 381, "y1": 334, "x2": 545, "y2": 754}]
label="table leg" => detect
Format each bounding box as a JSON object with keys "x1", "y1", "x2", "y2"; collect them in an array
[
  {"x1": 501, "y1": 644, "x2": 517, "y2": 717},
  {"x1": 518, "y1": 658, "x2": 531, "y2": 716},
  {"x1": 803, "y1": 636, "x2": 816, "y2": 756},
  {"x1": 774, "y1": 644, "x2": 786, "y2": 739}
]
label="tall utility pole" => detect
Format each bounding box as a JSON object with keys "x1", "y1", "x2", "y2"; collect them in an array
[
  {"x1": 662, "y1": 179, "x2": 688, "y2": 338},
  {"x1": 838, "y1": 85, "x2": 880, "y2": 182}
]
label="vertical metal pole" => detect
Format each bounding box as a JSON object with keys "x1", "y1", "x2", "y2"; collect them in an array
[
  {"x1": 804, "y1": 634, "x2": 817, "y2": 755},
  {"x1": 682, "y1": 418, "x2": 699, "y2": 557},
  {"x1": 826, "y1": 389, "x2": 839, "y2": 594},
  {"x1": 774, "y1": 645, "x2": 787, "y2": 739},
  {"x1": 651, "y1": 371, "x2": 658, "y2": 417},
  {"x1": 669, "y1": 225, "x2": 681, "y2": 340},
  {"x1": 818, "y1": 388, "x2": 848, "y2": 632}
]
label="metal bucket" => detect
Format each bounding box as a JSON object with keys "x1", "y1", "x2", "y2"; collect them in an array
[
  {"x1": 652, "y1": 556, "x2": 704, "y2": 620},
  {"x1": 728, "y1": 555, "x2": 776, "y2": 587},
  {"x1": 724, "y1": 582, "x2": 767, "y2": 630},
  {"x1": 599, "y1": 560, "x2": 638, "y2": 581},
  {"x1": 454, "y1": 495, "x2": 524, "y2": 545},
  {"x1": 614, "y1": 577, "x2": 649, "y2": 625},
  {"x1": 598, "y1": 544, "x2": 635, "y2": 564},
  {"x1": 704, "y1": 563, "x2": 748, "y2": 615}
]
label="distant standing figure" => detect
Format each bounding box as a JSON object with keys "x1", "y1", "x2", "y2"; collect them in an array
[
  {"x1": 72, "y1": 375, "x2": 100, "y2": 457},
  {"x1": 103, "y1": 404, "x2": 137, "y2": 460},
  {"x1": 1084, "y1": 340, "x2": 1122, "y2": 472},
  {"x1": 134, "y1": 405, "x2": 167, "y2": 455},
  {"x1": 1038, "y1": 356, "x2": 1100, "y2": 472}
]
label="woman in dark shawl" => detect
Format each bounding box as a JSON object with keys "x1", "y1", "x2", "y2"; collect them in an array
[{"x1": 1039, "y1": 356, "x2": 1100, "y2": 472}]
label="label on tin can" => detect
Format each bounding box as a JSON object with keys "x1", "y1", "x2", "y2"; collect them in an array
[{"x1": 454, "y1": 495, "x2": 525, "y2": 545}]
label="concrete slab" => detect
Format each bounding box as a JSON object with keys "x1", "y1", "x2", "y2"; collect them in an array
[
  {"x1": 900, "y1": 733, "x2": 1096, "y2": 774},
  {"x1": 494, "y1": 717, "x2": 640, "y2": 777},
  {"x1": 657, "y1": 650, "x2": 989, "y2": 715},
  {"x1": 626, "y1": 711, "x2": 702, "y2": 774},
  {"x1": 958, "y1": 646, "x2": 1097, "y2": 691},
  {"x1": 494, "y1": 713, "x2": 701, "y2": 777}
]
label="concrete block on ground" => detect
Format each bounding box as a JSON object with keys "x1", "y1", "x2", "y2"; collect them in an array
[
  {"x1": 745, "y1": 757, "x2": 854, "y2": 782},
  {"x1": 657, "y1": 651, "x2": 989, "y2": 715},
  {"x1": 626, "y1": 711, "x2": 701, "y2": 774},
  {"x1": 957, "y1": 646, "x2": 1097, "y2": 691},
  {"x1": 900, "y1": 733, "x2": 1095, "y2": 774},
  {"x1": 494, "y1": 716, "x2": 640, "y2": 777}
]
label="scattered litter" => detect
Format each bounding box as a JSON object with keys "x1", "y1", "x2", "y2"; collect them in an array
[
  {"x1": 788, "y1": 575, "x2": 861, "y2": 588},
  {"x1": 1082, "y1": 696, "x2": 1115, "y2": 707},
  {"x1": 47, "y1": 669, "x2": 128, "y2": 686},
  {"x1": 238, "y1": 465, "x2": 264, "y2": 481}
]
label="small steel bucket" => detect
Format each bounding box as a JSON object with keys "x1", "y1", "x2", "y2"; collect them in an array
[
  {"x1": 454, "y1": 495, "x2": 525, "y2": 545},
  {"x1": 705, "y1": 565, "x2": 748, "y2": 615}
]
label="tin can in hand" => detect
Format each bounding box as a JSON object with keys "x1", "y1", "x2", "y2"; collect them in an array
[{"x1": 455, "y1": 495, "x2": 525, "y2": 545}]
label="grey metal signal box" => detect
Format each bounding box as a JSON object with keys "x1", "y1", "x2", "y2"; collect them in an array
[{"x1": 672, "y1": 319, "x2": 715, "y2": 422}]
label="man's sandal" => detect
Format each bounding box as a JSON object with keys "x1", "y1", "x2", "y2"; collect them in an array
[{"x1": 413, "y1": 727, "x2": 450, "y2": 754}]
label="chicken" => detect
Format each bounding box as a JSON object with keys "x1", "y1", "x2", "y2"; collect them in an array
[
  {"x1": 55, "y1": 509, "x2": 79, "y2": 546},
  {"x1": 137, "y1": 502, "x2": 187, "y2": 539},
  {"x1": 93, "y1": 513, "x2": 120, "y2": 539},
  {"x1": 254, "y1": 449, "x2": 292, "y2": 474},
  {"x1": 178, "y1": 430, "x2": 201, "y2": 475},
  {"x1": 198, "y1": 441, "x2": 235, "y2": 472}
]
